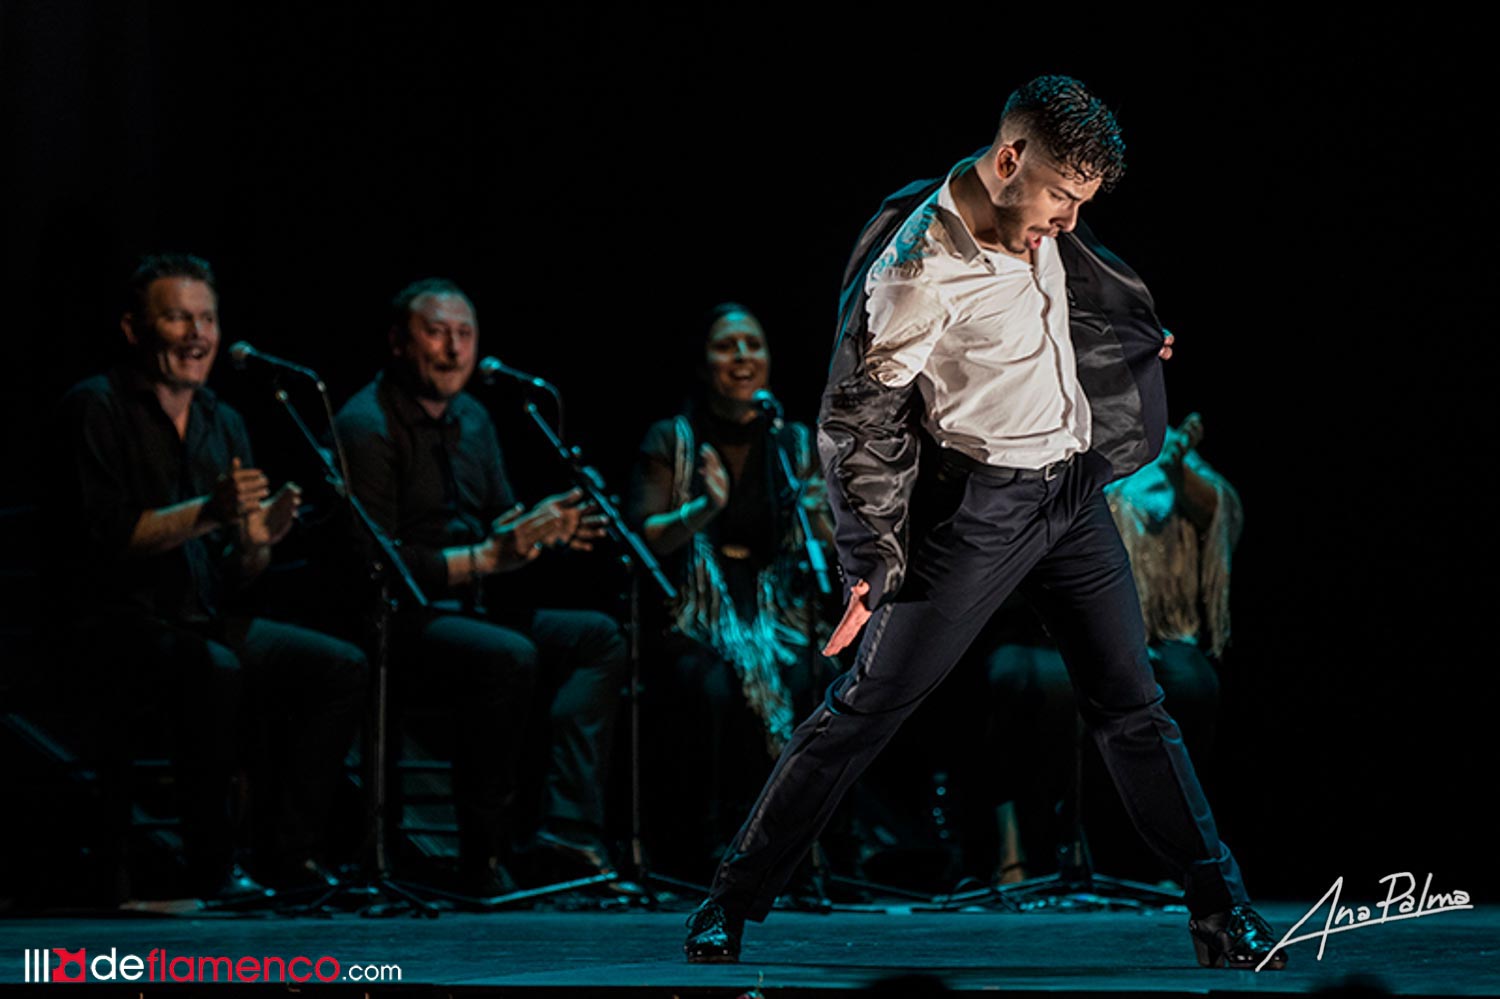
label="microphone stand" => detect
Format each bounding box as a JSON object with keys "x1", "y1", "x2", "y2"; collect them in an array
[
  {"x1": 518, "y1": 398, "x2": 676, "y2": 603},
  {"x1": 759, "y1": 407, "x2": 832, "y2": 910},
  {"x1": 506, "y1": 397, "x2": 685, "y2": 905},
  {"x1": 255, "y1": 376, "x2": 445, "y2": 918},
  {"x1": 763, "y1": 410, "x2": 832, "y2": 600},
  {"x1": 471, "y1": 367, "x2": 679, "y2": 906},
  {"x1": 923, "y1": 711, "x2": 1185, "y2": 914}
]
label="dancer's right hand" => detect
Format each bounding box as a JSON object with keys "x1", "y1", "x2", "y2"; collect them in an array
[{"x1": 822, "y1": 579, "x2": 871, "y2": 656}]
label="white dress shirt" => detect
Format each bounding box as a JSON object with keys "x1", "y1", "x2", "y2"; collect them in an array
[{"x1": 862, "y1": 164, "x2": 1092, "y2": 469}]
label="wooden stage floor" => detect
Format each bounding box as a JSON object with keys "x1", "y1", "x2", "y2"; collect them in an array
[{"x1": 1, "y1": 900, "x2": 1494, "y2": 995}]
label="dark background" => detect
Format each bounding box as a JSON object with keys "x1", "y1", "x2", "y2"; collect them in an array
[{"x1": 1, "y1": 4, "x2": 1491, "y2": 900}]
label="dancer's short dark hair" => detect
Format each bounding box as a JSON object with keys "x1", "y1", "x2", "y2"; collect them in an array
[{"x1": 999, "y1": 75, "x2": 1126, "y2": 190}]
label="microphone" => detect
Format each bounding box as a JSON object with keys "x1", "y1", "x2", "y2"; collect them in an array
[
  {"x1": 752, "y1": 389, "x2": 784, "y2": 426},
  {"x1": 228, "y1": 341, "x2": 323, "y2": 386},
  {"x1": 478, "y1": 356, "x2": 555, "y2": 392}
]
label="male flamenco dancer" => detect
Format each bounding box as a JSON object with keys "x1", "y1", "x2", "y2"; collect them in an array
[{"x1": 683, "y1": 75, "x2": 1287, "y2": 971}]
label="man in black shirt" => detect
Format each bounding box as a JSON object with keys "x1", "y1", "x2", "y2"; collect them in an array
[
  {"x1": 334, "y1": 278, "x2": 626, "y2": 894},
  {"x1": 54, "y1": 254, "x2": 367, "y2": 902}
]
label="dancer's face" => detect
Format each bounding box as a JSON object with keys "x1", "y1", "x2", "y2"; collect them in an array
[{"x1": 986, "y1": 144, "x2": 1102, "y2": 255}]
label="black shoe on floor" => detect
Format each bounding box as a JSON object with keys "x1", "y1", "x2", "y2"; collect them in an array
[
  {"x1": 684, "y1": 900, "x2": 743, "y2": 963},
  {"x1": 1189, "y1": 904, "x2": 1289, "y2": 970}
]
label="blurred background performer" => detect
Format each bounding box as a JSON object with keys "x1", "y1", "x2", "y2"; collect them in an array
[
  {"x1": 50, "y1": 254, "x2": 367, "y2": 903},
  {"x1": 333, "y1": 278, "x2": 626, "y2": 895},
  {"x1": 1106, "y1": 412, "x2": 1239, "y2": 669},
  {"x1": 629, "y1": 303, "x2": 836, "y2": 880}
]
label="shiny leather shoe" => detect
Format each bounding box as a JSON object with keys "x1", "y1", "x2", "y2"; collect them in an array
[
  {"x1": 684, "y1": 901, "x2": 743, "y2": 963},
  {"x1": 1189, "y1": 904, "x2": 1289, "y2": 970}
]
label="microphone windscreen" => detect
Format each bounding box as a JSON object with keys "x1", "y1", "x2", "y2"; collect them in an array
[{"x1": 752, "y1": 390, "x2": 783, "y2": 417}]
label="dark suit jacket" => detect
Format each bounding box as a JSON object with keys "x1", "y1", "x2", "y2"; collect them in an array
[{"x1": 817, "y1": 173, "x2": 1170, "y2": 608}]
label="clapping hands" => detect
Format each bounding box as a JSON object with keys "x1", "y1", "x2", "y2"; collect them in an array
[
  {"x1": 213, "y1": 457, "x2": 302, "y2": 548},
  {"x1": 243, "y1": 482, "x2": 302, "y2": 546},
  {"x1": 488, "y1": 488, "x2": 606, "y2": 572}
]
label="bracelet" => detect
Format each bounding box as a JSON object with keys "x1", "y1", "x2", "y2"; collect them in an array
[{"x1": 676, "y1": 503, "x2": 693, "y2": 531}]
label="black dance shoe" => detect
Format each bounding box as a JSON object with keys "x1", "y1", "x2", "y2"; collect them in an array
[
  {"x1": 684, "y1": 901, "x2": 743, "y2": 963},
  {"x1": 1189, "y1": 904, "x2": 1289, "y2": 970}
]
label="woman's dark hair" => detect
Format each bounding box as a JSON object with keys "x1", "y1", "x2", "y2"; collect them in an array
[{"x1": 704, "y1": 301, "x2": 759, "y2": 341}]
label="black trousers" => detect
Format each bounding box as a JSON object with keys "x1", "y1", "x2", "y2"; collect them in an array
[
  {"x1": 79, "y1": 614, "x2": 367, "y2": 893},
  {"x1": 709, "y1": 451, "x2": 1248, "y2": 919},
  {"x1": 394, "y1": 607, "x2": 627, "y2": 863},
  {"x1": 646, "y1": 635, "x2": 831, "y2": 876},
  {"x1": 957, "y1": 637, "x2": 1222, "y2": 880}
]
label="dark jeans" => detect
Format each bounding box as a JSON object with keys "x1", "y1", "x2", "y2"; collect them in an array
[
  {"x1": 709, "y1": 451, "x2": 1248, "y2": 919},
  {"x1": 394, "y1": 607, "x2": 626, "y2": 863},
  {"x1": 77, "y1": 614, "x2": 367, "y2": 893}
]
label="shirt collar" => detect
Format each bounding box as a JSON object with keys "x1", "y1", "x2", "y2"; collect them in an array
[
  {"x1": 377, "y1": 367, "x2": 459, "y2": 430},
  {"x1": 114, "y1": 361, "x2": 220, "y2": 414},
  {"x1": 935, "y1": 159, "x2": 985, "y2": 265},
  {"x1": 935, "y1": 156, "x2": 1047, "y2": 272}
]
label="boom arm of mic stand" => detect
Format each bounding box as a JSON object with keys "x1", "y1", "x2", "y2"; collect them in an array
[
  {"x1": 770, "y1": 426, "x2": 833, "y2": 596},
  {"x1": 272, "y1": 387, "x2": 428, "y2": 609},
  {"x1": 520, "y1": 401, "x2": 676, "y2": 602}
]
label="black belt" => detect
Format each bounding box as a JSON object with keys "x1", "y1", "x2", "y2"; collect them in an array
[{"x1": 936, "y1": 446, "x2": 1076, "y2": 483}]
